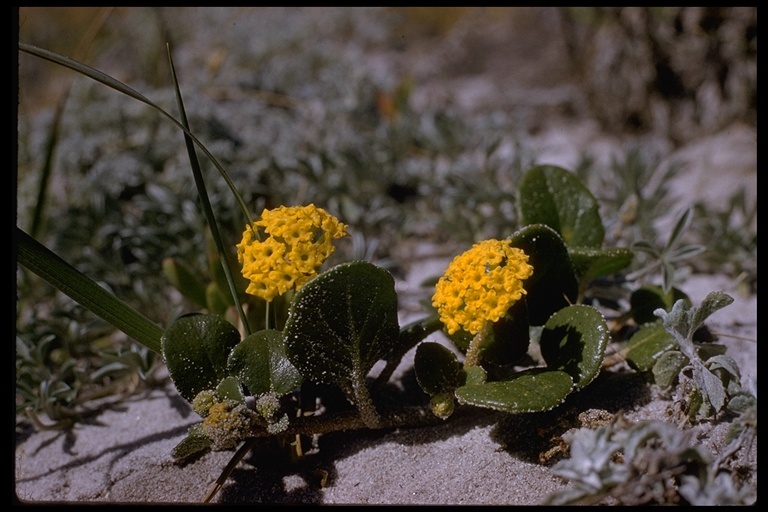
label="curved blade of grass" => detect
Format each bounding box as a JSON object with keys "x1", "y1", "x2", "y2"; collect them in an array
[
  {"x1": 165, "y1": 44, "x2": 251, "y2": 336},
  {"x1": 18, "y1": 43, "x2": 252, "y2": 226},
  {"x1": 17, "y1": 227, "x2": 163, "y2": 354}
]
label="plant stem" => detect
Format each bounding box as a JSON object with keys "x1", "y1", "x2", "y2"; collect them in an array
[
  {"x1": 251, "y1": 405, "x2": 445, "y2": 439},
  {"x1": 463, "y1": 321, "x2": 492, "y2": 369}
]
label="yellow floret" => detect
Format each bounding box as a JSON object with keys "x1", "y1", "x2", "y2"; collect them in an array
[
  {"x1": 237, "y1": 204, "x2": 348, "y2": 302},
  {"x1": 432, "y1": 239, "x2": 533, "y2": 335}
]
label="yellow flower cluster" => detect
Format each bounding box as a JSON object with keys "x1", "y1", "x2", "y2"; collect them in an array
[
  {"x1": 237, "y1": 204, "x2": 348, "y2": 302},
  {"x1": 432, "y1": 239, "x2": 534, "y2": 335}
]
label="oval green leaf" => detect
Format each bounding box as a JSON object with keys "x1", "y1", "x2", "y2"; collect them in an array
[
  {"x1": 508, "y1": 224, "x2": 578, "y2": 326},
  {"x1": 517, "y1": 164, "x2": 605, "y2": 248},
  {"x1": 481, "y1": 298, "x2": 530, "y2": 367},
  {"x1": 216, "y1": 375, "x2": 245, "y2": 402},
  {"x1": 283, "y1": 261, "x2": 400, "y2": 385},
  {"x1": 228, "y1": 329, "x2": 303, "y2": 396},
  {"x1": 630, "y1": 285, "x2": 690, "y2": 325},
  {"x1": 161, "y1": 313, "x2": 241, "y2": 402},
  {"x1": 171, "y1": 424, "x2": 213, "y2": 462},
  {"x1": 652, "y1": 350, "x2": 688, "y2": 389},
  {"x1": 414, "y1": 342, "x2": 461, "y2": 396},
  {"x1": 621, "y1": 321, "x2": 677, "y2": 372},
  {"x1": 539, "y1": 305, "x2": 609, "y2": 390},
  {"x1": 455, "y1": 368, "x2": 574, "y2": 413},
  {"x1": 568, "y1": 246, "x2": 634, "y2": 283}
]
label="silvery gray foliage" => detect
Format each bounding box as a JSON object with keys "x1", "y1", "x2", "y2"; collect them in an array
[
  {"x1": 545, "y1": 419, "x2": 754, "y2": 505},
  {"x1": 679, "y1": 471, "x2": 756, "y2": 506},
  {"x1": 654, "y1": 291, "x2": 743, "y2": 419}
]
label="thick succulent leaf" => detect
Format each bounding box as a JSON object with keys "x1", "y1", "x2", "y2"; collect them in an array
[
  {"x1": 283, "y1": 261, "x2": 399, "y2": 385},
  {"x1": 621, "y1": 321, "x2": 677, "y2": 372},
  {"x1": 455, "y1": 368, "x2": 574, "y2": 413},
  {"x1": 228, "y1": 329, "x2": 303, "y2": 396},
  {"x1": 161, "y1": 313, "x2": 241, "y2": 402},
  {"x1": 414, "y1": 342, "x2": 461, "y2": 396},
  {"x1": 539, "y1": 305, "x2": 609, "y2": 390},
  {"x1": 517, "y1": 164, "x2": 605, "y2": 248},
  {"x1": 568, "y1": 246, "x2": 633, "y2": 283},
  {"x1": 508, "y1": 224, "x2": 578, "y2": 326}
]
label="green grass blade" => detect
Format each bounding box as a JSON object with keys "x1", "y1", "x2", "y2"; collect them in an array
[
  {"x1": 16, "y1": 227, "x2": 163, "y2": 354},
  {"x1": 165, "y1": 44, "x2": 251, "y2": 335}
]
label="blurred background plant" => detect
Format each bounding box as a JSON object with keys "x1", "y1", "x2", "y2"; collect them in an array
[{"x1": 16, "y1": 7, "x2": 755, "y2": 433}]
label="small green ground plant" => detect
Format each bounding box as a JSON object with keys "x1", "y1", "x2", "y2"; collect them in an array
[{"x1": 16, "y1": 42, "x2": 755, "y2": 505}]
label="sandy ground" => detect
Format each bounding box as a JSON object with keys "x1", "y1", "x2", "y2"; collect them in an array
[{"x1": 15, "y1": 7, "x2": 756, "y2": 505}]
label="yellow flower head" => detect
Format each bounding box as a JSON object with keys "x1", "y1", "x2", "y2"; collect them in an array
[
  {"x1": 237, "y1": 204, "x2": 348, "y2": 301},
  {"x1": 432, "y1": 239, "x2": 533, "y2": 335}
]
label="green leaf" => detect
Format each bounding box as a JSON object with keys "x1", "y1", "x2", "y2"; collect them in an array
[
  {"x1": 206, "y1": 282, "x2": 232, "y2": 316},
  {"x1": 699, "y1": 365, "x2": 727, "y2": 412},
  {"x1": 630, "y1": 240, "x2": 660, "y2": 256},
  {"x1": 568, "y1": 246, "x2": 634, "y2": 283},
  {"x1": 706, "y1": 354, "x2": 741, "y2": 381},
  {"x1": 508, "y1": 224, "x2": 579, "y2": 326},
  {"x1": 456, "y1": 368, "x2": 574, "y2": 413},
  {"x1": 161, "y1": 313, "x2": 241, "y2": 402},
  {"x1": 665, "y1": 206, "x2": 694, "y2": 250},
  {"x1": 283, "y1": 261, "x2": 400, "y2": 385},
  {"x1": 480, "y1": 298, "x2": 531, "y2": 368},
  {"x1": 462, "y1": 365, "x2": 487, "y2": 386},
  {"x1": 667, "y1": 244, "x2": 706, "y2": 262},
  {"x1": 216, "y1": 376, "x2": 245, "y2": 402},
  {"x1": 630, "y1": 285, "x2": 690, "y2": 325},
  {"x1": 171, "y1": 424, "x2": 212, "y2": 462},
  {"x1": 691, "y1": 292, "x2": 734, "y2": 334},
  {"x1": 539, "y1": 305, "x2": 609, "y2": 390},
  {"x1": 652, "y1": 350, "x2": 688, "y2": 388},
  {"x1": 621, "y1": 321, "x2": 677, "y2": 372},
  {"x1": 517, "y1": 165, "x2": 605, "y2": 248},
  {"x1": 414, "y1": 342, "x2": 461, "y2": 396},
  {"x1": 162, "y1": 257, "x2": 208, "y2": 309},
  {"x1": 228, "y1": 329, "x2": 303, "y2": 396},
  {"x1": 727, "y1": 393, "x2": 756, "y2": 415}
]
